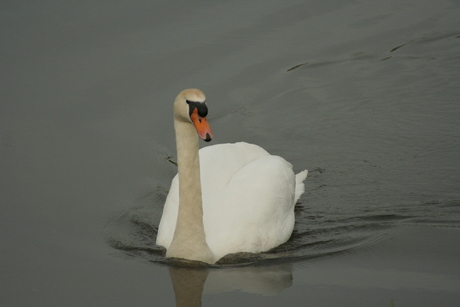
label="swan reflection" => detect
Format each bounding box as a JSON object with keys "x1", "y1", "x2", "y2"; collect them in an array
[{"x1": 168, "y1": 263, "x2": 292, "y2": 306}]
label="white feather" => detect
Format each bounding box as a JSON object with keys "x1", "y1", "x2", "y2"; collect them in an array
[{"x1": 157, "y1": 142, "x2": 307, "y2": 262}]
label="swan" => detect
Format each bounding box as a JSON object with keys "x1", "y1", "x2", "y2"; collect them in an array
[{"x1": 156, "y1": 89, "x2": 308, "y2": 264}]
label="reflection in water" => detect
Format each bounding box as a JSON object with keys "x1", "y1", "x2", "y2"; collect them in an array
[
  {"x1": 204, "y1": 265, "x2": 292, "y2": 296},
  {"x1": 168, "y1": 264, "x2": 292, "y2": 306},
  {"x1": 169, "y1": 267, "x2": 208, "y2": 307}
]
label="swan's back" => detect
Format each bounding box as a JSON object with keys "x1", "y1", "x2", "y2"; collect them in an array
[
  {"x1": 199, "y1": 142, "x2": 270, "y2": 188},
  {"x1": 156, "y1": 142, "x2": 307, "y2": 261}
]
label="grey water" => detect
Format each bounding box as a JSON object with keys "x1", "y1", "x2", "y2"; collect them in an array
[{"x1": 1, "y1": 0, "x2": 460, "y2": 306}]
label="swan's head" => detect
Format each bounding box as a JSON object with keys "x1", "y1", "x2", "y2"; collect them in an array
[{"x1": 174, "y1": 89, "x2": 214, "y2": 142}]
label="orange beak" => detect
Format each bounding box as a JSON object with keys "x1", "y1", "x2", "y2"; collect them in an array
[{"x1": 190, "y1": 108, "x2": 213, "y2": 142}]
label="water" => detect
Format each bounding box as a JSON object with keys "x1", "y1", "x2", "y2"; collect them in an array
[{"x1": 1, "y1": 0, "x2": 460, "y2": 306}]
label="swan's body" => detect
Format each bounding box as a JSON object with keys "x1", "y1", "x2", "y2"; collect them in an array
[{"x1": 156, "y1": 89, "x2": 307, "y2": 264}]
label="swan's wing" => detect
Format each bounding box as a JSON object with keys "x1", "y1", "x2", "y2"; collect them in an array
[
  {"x1": 202, "y1": 152, "x2": 298, "y2": 260},
  {"x1": 199, "y1": 142, "x2": 270, "y2": 190}
]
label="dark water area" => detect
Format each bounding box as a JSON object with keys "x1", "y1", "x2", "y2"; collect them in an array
[{"x1": 2, "y1": 0, "x2": 460, "y2": 306}]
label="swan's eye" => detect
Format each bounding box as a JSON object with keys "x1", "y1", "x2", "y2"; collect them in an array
[{"x1": 186, "y1": 100, "x2": 208, "y2": 118}]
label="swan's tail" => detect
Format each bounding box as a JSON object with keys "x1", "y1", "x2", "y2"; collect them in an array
[{"x1": 294, "y1": 170, "x2": 308, "y2": 204}]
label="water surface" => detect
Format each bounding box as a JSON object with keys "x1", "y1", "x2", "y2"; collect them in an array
[{"x1": 1, "y1": 0, "x2": 460, "y2": 306}]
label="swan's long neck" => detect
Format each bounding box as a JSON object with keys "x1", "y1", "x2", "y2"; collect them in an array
[{"x1": 166, "y1": 119, "x2": 214, "y2": 264}]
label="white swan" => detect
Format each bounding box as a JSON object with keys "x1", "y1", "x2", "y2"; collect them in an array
[{"x1": 156, "y1": 89, "x2": 308, "y2": 264}]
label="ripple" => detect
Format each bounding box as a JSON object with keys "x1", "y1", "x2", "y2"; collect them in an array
[{"x1": 104, "y1": 188, "x2": 400, "y2": 267}]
